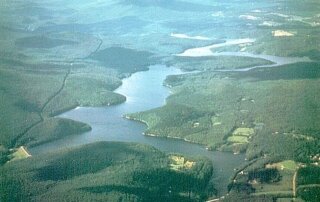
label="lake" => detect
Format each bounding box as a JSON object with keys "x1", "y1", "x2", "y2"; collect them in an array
[{"x1": 30, "y1": 65, "x2": 245, "y2": 196}]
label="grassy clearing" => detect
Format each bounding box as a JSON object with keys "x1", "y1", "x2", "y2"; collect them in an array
[
  {"x1": 229, "y1": 160, "x2": 297, "y2": 200},
  {"x1": 169, "y1": 155, "x2": 195, "y2": 171},
  {"x1": 225, "y1": 128, "x2": 255, "y2": 148},
  {"x1": 266, "y1": 160, "x2": 299, "y2": 171},
  {"x1": 227, "y1": 136, "x2": 249, "y2": 144},
  {"x1": 251, "y1": 191, "x2": 293, "y2": 198},
  {"x1": 251, "y1": 170, "x2": 294, "y2": 194},
  {"x1": 9, "y1": 146, "x2": 31, "y2": 161},
  {"x1": 233, "y1": 128, "x2": 255, "y2": 137}
]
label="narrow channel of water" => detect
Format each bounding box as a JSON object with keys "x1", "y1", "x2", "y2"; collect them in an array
[
  {"x1": 211, "y1": 52, "x2": 312, "y2": 71},
  {"x1": 30, "y1": 65, "x2": 245, "y2": 195},
  {"x1": 175, "y1": 38, "x2": 312, "y2": 72}
]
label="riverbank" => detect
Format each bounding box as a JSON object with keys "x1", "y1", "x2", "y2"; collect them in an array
[
  {"x1": 29, "y1": 64, "x2": 246, "y2": 196},
  {"x1": 24, "y1": 51, "x2": 318, "y2": 199},
  {"x1": 1, "y1": 0, "x2": 319, "y2": 201},
  {"x1": 1, "y1": 141, "x2": 214, "y2": 201},
  {"x1": 125, "y1": 115, "x2": 217, "y2": 150}
]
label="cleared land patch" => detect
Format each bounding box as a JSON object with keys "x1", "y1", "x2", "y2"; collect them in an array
[
  {"x1": 170, "y1": 155, "x2": 195, "y2": 171},
  {"x1": 8, "y1": 146, "x2": 31, "y2": 162}
]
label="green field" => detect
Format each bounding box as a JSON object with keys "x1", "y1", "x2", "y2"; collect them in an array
[{"x1": 9, "y1": 146, "x2": 31, "y2": 161}]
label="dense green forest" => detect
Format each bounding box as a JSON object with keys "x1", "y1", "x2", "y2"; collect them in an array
[
  {"x1": 0, "y1": 55, "x2": 126, "y2": 162},
  {"x1": 1, "y1": 0, "x2": 320, "y2": 201},
  {"x1": 0, "y1": 34, "x2": 158, "y2": 165},
  {"x1": 0, "y1": 142, "x2": 213, "y2": 201},
  {"x1": 129, "y1": 62, "x2": 320, "y2": 151},
  {"x1": 130, "y1": 60, "x2": 320, "y2": 201}
]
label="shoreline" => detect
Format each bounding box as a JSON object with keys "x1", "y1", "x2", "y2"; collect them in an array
[
  {"x1": 28, "y1": 63, "x2": 247, "y2": 197},
  {"x1": 34, "y1": 48, "x2": 313, "y2": 152},
  {"x1": 175, "y1": 38, "x2": 256, "y2": 57},
  {"x1": 124, "y1": 115, "x2": 236, "y2": 153},
  {"x1": 27, "y1": 51, "x2": 311, "y2": 195}
]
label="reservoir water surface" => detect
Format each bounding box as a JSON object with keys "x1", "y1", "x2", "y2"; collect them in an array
[{"x1": 31, "y1": 65, "x2": 245, "y2": 195}]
